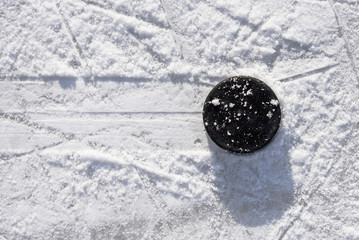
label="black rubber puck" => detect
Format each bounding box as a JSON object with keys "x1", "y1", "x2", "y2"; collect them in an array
[{"x1": 203, "y1": 76, "x2": 281, "y2": 153}]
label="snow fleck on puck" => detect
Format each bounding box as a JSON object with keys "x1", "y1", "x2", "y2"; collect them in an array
[{"x1": 203, "y1": 76, "x2": 281, "y2": 153}]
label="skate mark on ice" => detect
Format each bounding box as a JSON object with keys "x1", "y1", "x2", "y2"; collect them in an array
[
  {"x1": 267, "y1": 43, "x2": 283, "y2": 71},
  {"x1": 159, "y1": 0, "x2": 184, "y2": 60},
  {"x1": 276, "y1": 63, "x2": 339, "y2": 82},
  {"x1": 0, "y1": 112, "x2": 75, "y2": 141},
  {"x1": 0, "y1": 74, "x2": 78, "y2": 85},
  {"x1": 276, "y1": 170, "x2": 335, "y2": 240},
  {"x1": 0, "y1": 141, "x2": 66, "y2": 161},
  {"x1": 86, "y1": 140, "x2": 203, "y2": 188},
  {"x1": 126, "y1": 27, "x2": 168, "y2": 64},
  {"x1": 60, "y1": 111, "x2": 202, "y2": 115},
  {"x1": 276, "y1": 120, "x2": 358, "y2": 239},
  {"x1": 56, "y1": 1, "x2": 95, "y2": 86},
  {"x1": 202, "y1": 0, "x2": 279, "y2": 42},
  {"x1": 136, "y1": 168, "x2": 174, "y2": 237},
  {"x1": 0, "y1": 75, "x2": 44, "y2": 84},
  {"x1": 56, "y1": 2, "x2": 85, "y2": 60},
  {"x1": 94, "y1": 74, "x2": 215, "y2": 86},
  {"x1": 0, "y1": 111, "x2": 183, "y2": 227},
  {"x1": 202, "y1": 1, "x2": 259, "y2": 32},
  {"x1": 0, "y1": 111, "x2": 189, "y2": 183},
  {"x1": 277, "y1": 208, "x2": 303, "y2": 240},
  {"x1": 85, "y1": 139, "x2": 201, "y2": 237},
  {"x1": 328, "y1": 0, "x2": 359, "y2": 86},
  {"x1": 335, "y1": 0, "x2": 359, "y2": 7},
  {"x1": 4, "y1": 111, "x2": 203, "y2": 116},
  {"x1": 0, "y1": 73, "x2": 215, "y2": 87},
  {"x1": 0, "y1": 112, "x2": 221, "y2": 237},
  {"x1": 0, "y1": 112, "x2": 76, "y2": 161},
  {"x1": 79, "y1": 0, "x2": 169, "y2": 30},
  {"x1": 77, "y1": 0, "x2": 172, "y2": 65},
  {"x1": 200, "y1": 1, "x2": 278, "y2": 66}
]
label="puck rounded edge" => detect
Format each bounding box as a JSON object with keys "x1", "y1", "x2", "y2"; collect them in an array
[{"x1": 202, "y1": 76, "x2": 281, "y2": 153}]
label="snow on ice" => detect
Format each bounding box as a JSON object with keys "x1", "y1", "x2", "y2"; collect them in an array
[{"x1": 0, "y1": 0, "x2": 358, "y2": 239}]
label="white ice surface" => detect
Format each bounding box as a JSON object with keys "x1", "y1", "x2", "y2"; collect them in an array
[{"x1": 0, "y1": 0, "x2": 359, "y2": 239}]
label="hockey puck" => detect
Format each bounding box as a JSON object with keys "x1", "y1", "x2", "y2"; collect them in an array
[{"x1": 203, "y1": 76, "x2": 281, "y2": 153}]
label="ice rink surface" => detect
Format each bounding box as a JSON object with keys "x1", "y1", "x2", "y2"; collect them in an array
[{"x1": 0, "y1": 0, "x2": 358, "y2": 239}]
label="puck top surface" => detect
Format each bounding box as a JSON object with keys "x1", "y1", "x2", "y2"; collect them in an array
[{"x1": 203, "y1": 76, "x2": 281, "y2": 153}]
